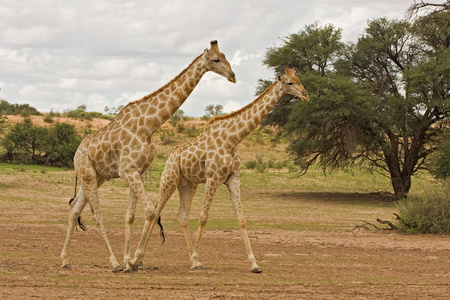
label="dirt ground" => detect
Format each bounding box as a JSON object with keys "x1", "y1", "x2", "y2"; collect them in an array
[
  {"x1": 0, "y1": 117, "x2": 449, "y2": 299},
  {"x1": 1, "y1": 203, "x2": 449, "y2": 299}
]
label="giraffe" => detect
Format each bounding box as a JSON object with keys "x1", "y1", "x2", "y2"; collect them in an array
[
  {"x1": 60, "y1": 40, "x2": 236, "y2": 272},
  {"x1": 127, "y1": 67, "x2": 309, "y2": 273}
]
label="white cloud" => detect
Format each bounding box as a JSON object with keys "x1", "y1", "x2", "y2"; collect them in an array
[
  {"x1": 18, "y1": 85, "x2": 37, "y2": 95},
  {"x1": 87, "y1": 93, "x2": 109, "y2": 112},
  {"x1": 223, "y1": 100, "x2": 242, "y2": 114},
  {"x1": 0, "y1": 0, "x2": 418, "y2": 116}
]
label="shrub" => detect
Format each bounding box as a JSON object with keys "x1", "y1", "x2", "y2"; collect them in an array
[
  {"x1": 42, "y1": 123, "x2": 81, "y2": 167},
  {"x1": 244, "y1": 160, "x2": 257, "y2": 169},
  {"x1": 396, "y1": 183, "x2": 450, "y2": 234},
  {"x1": 1, "y1": 118, "x2": 47, "y2": 158},
  {"x1": 160, "y1": 129, "x2": 175, "y2": 145},
  {"x1": 244, "y1": 155, "x2": 266, "y2": 172},
  {"x1": 430, "y1": 132, "x2": 450, "y2": 180},
  {"x1": 186, "y1": 125, "x2": 199, "y2": 137},
  {"x1": 0, "y1": 119, "x2": 80, "y2": 167},
  {"x1": 176, "y1": 122, "x2": 186, "y2": 133},
  {"x1": 43, "y1": 115, "x2": 54, "y2": 123}
]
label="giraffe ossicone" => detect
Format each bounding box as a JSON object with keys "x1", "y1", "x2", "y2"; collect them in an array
[
  {"x1": 128, "y1": 66, "x2": 309, "y2": 273},
  {"x1": 60, "y1": 40, "x2": 236, "y2": 272}
]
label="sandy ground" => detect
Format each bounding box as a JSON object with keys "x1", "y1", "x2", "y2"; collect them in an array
[{"x1": 1, "y1": 201, "x2": 449, "y2": 299}]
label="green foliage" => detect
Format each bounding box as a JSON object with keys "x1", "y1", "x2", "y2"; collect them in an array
[
  {"x1": 159, "y1": 129, "x2": 176, "y2": 145},
  {"x1": 244, "y1": 155, "x2": 266, "y2": 172},
  {"x1": 185, "y1": 125, "x2": 199, "y2": 137},
  {"x1": 2, "y1": 118, "x2": 47, "y2": 158},
  {"x1": 65, "y1": 105, "x2": 103, "y2": 120},
  {"x1": 40, "y1": 123, "x2": 81, "y2": 167},
  {"x1": 170, "y1": 109, "x2": 185, "y2": 126},
  {"x1": 0, "y1": 119, "x2": 80, "y2": 167},
  {"x1": 396, "y1": 183, "x2": 450, "y2": 234},
  {"x1": 261, "y1": 23, "x2": 343, "y2": 127},
  {"x1": 430, "y1": 131, "x2": 450, "y2": 180},
  {"x1": 0, "y1": 99, "x2": 41, "y2": 116},
  {"x1": 104, "y1": 105, "x2": 124, "y2": 116},
  {"x1": 204, "y1": 104, "x2": 223, "y2": 118}
]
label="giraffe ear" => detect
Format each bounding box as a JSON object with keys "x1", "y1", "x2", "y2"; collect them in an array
[
  {"x1": 203, "y1": 48, "x2": 210, "y2": 58},
  {"x1": 284, "y1": 66, "x2": 289, "y2": 75},
  {"x1": 277, "y1": 74, "x2": 282, "y2": 82}
]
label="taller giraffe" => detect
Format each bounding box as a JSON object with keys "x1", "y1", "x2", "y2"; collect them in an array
[
  {"x1": 128, "y1": 67, "x2": 309, "y2": 273},
  {"x1": 61, "y1": 41, "x2": 236, "y2": 272}
]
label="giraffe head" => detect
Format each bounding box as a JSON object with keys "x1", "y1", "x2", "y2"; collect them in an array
[
  {"x1": 277, "y1": 67, "x2": 309, "y2": 102},
  {"x1": 203, "y1": 40, "x2": 236, "y2": 83}
]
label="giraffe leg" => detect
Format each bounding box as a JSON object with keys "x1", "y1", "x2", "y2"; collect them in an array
[
  {"x1": 60, "y1": 187, "x2": 88, "y2": 268},
  {"x1": 123, "y1": 188, "x2": 138, "y2": 266},
  {"x1": 190, "y1": 177, "x2": 220, "y2": 270},
  {"x1": 127, "y1": 159, "x2": 180, "y2": 272},
  {"x1": 83, "y1": 172, "x2": 122, "y2": 272},
  {"x1": 226, "y1": 174, "x2": 262, "y2": 273},
  {"x1": 177, "y1": 180, "x2": 198, "y2": 264}
]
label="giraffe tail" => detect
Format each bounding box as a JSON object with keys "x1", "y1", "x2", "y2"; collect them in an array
[
  {"x1": 68, "y1": 197, "x2": 87, "y2": 231},
  {"x1": 157, "y1": 216, "x2": 165, "y2": 245}
]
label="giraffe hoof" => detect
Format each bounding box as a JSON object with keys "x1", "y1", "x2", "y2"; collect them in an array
[
  {"x1": 61, "y1": 264, "x2": 71, "y2": 269},
  {"x1": 112, "y1": 265, "x2": 124, "y2": 273},
  {"x1": 251, "y1": 267, "x2": 262, "y2": 273},
  {"x1": 124, "y1": 268, "x2": 135, "y2": 274},
  {"x1": 191, "y1": 265, "x2": 205, "y2": 270},
  {"x1": 128, "y1": 262, "x2": 139, "y2": 272},
  {"x1": 138, "y1": 261, "x2": 144, "y2": 270}
]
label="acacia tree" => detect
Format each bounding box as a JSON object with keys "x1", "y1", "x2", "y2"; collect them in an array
[
  {"x1": 204, "y1": 104, "x2": 224, "y2": 117},
  {"x1": 261, "y1": 6, "x2": 449, "y2": 199}
]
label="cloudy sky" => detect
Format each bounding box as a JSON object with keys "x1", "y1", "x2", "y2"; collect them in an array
[{"x1": 0, "y1": 0, "x2": 425, "y2": 116}]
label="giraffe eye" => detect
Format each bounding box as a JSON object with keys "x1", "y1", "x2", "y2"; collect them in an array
[
  {"x1": 213, "y1": 59, "x2": 220, "y2": 63},
  {"x1": 287, "y1": 82, "x2": 293, "y2": 85}
]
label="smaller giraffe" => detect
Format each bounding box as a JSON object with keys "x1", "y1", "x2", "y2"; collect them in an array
[{"x1": 127, "y1": 67, "x2": 309, "y2": 273}]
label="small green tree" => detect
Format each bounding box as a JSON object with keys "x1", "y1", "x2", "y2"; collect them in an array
[
  {"x1": 170, "y1": 109, "x2": 185, "y2": 126},
  {"x1": 42, "y1": 123, "x2": 81, "y2": 167},
  {"x1": 204, "y1": 104, "x2": 224, "y2": 117},
  {"x1": 2, "y1": 118, "x2": 46, "y2": 156}
]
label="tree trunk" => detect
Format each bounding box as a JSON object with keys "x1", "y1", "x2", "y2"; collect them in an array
[
  {"x1": 390, "y1": 174, "x2": 411, "y2": 199},
  {"x1": 383, "y1": 142, "x2": 412, "y2": 199}
]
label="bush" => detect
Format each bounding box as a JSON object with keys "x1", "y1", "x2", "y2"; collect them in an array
[
  {"x1": 1, "y1": 118, "x2": 47, "y2": 157},
  {"x1": 65, "y1": 105, "x2": 103, "y2": 120},
  {"x1": 244, "y1": 155, "x2": 266, "y2": 173},
  {"x1": 430, "y1": 132, "x2": 450, "y2": 180},
  {"x1": 396, "y1": 183, "x2": 450, "y2": 234},
  {"x1": 160, "y1": 129, "x2": 175, "y2": 145},
  {"x1": 42, "y1": 123, "x2": 81, "y2": 167},
  {"x1": 186, "y1": 125, "x2": 199, "y2": 137},
  {"x1": 0, "y1": 119, "x2": 81, "y2": 167}
]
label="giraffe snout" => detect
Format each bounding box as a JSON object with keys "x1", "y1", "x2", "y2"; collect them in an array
[{"x1": 228, "y1": 72, "x2": 236, "y2": 83}]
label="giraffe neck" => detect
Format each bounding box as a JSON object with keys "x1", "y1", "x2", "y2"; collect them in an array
[
  {"x1": 209, "y1": 81, "x2": 284, "y2": 145},
  {"x1": 117, "y1": 54, "x2": 207, "y2": 133}
]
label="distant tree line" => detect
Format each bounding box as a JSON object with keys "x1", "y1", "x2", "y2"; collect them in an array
[{"x1": 0, "y1": 99, "x2": 41, "y2": 117}]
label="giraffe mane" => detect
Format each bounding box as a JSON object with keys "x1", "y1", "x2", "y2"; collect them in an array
[
  {"x1": 206, "y1": 81, "x2": 278, "y2": 126},
  {"x1": 116, "y1": 53, "x2": 204, "y2": 118}
]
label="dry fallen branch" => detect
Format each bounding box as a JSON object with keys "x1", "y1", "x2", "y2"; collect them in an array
[{"x1": 352, "y1": 214, "x2": 399, "y2": 231}]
